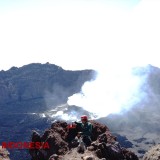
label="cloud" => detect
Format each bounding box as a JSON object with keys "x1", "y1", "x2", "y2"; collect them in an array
[
  {"x1": 0, "y1": 0, "x2": 159, "y2": 71},
  {"x1": 68, "y1": 65, "x2": 149, "y2": 117},
  {"x1": 1, "y1": 0, "x2": 160, "y2": 119},
  {"x1": 67, "y1": 0, "x2": 160, "y2": 118}
]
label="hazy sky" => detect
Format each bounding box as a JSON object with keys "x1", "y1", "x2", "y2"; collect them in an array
[{"x1": 0, "y1": 0, "x2": 160, "y2": 71}]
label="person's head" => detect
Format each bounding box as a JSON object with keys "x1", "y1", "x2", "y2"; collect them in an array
[{"x1": 81, "y1": 115, "x2": 88, "y2": 123}]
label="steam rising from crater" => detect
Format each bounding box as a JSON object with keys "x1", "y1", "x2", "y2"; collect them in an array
[
  {"x1": 67, "y1": 1, "x2": 160, "y2": 119},
  {"x1": 41, "y1": 0, "x2": 160, "y2": 121},
  {"x1": 68, "y1": 65, "x2": 149, "y2": 118}
]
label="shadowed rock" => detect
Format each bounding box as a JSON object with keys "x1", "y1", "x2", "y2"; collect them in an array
[{"x1": 29, "y1": 120, "x2": 138, "y2": 160}]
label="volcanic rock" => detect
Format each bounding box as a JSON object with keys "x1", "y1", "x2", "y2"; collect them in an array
[
  {"x1": 29, "y1": 120, "x2": 138, "y2": 160},
  {"x1": 0, "y1": 146, "x2": 10, "y2": 160},
  {"x1": 143, "y1": 144, "x2": 160, "y2": 160},
  {"x1": 0, "y1": 63, "x2": 95, "y2": 113}
]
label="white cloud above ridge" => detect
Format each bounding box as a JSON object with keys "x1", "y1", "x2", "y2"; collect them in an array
[{"x1": 0, "y1": 0, "x2": 160, "y2": 71}]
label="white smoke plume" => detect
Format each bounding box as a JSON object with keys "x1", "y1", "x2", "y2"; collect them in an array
[
  {"x1": 68, "y1": 0, "x2": 160, "y2": 119},
  {"x1": 68, "y1": 65, "x2": 149, "y2": 118}
]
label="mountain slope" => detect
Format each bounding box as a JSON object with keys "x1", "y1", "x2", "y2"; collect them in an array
[
  {"x1": 0, "y1": 63, "x2": 95, "y2": 113},
  {"x1": 0, "y1": 63, "x2": 95, "y2": 160}
]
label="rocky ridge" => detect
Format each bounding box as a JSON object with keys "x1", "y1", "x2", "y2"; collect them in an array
[{"x1": 30, "y1": 120, "x2": 138, "y2": 160}]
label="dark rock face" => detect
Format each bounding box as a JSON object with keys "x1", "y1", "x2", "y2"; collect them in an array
[
  {"x1": 0, "y1": 63, "x2": 95, "y2": 113},
  {"x1": 30, "y1": 121, "x2": 138, "y2": 160},
  {"x1": 113, "y1": 133, "x2": 133, "y2": 148}
]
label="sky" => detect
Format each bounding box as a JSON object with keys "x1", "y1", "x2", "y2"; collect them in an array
[
  {"x1": 1, "y1": 0, "x2": 160, "y2": 119},
  {"x1": 0, "y1": 0, "x2": 160, "y2": 71}
]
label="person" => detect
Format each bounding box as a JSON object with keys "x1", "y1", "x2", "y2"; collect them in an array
[
  {"x1": 75, "y1": 115, "x2": 93, "y2": 146},
  {"x1": 75, "y1": 132, "x2": 86, "y2": 153}
]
